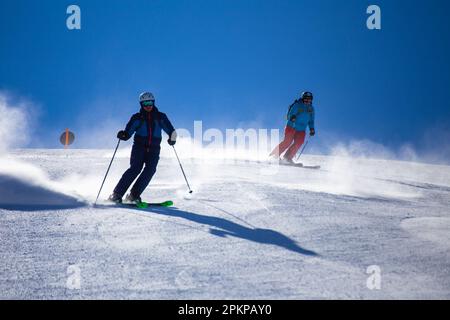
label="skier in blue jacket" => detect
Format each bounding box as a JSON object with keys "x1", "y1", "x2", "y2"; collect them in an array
[
  {"x1": 109, "y1": 92, "x2": 177, "y2": 203},
  {"x1": 270, "y1": 91, "x2": 316, "y2": 163}
]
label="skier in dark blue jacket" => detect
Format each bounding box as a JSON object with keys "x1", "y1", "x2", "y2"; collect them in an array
[{"x1": 109, "y1": 92, "x2": 177, "y2": 204}]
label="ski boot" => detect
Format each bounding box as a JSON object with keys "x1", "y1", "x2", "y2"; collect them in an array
[
  {"x1": 108, "y1": 192, "x2": 123, "y2": 203},
  {"x1": 280, "y1": 157, "x2": 295, "y2": 165},
  {"x1": 280, "y1": 157, "x2": 303, "y2": 167},
  {"x1": 125, "y1": 193, "x2": 142, "y2": 204},
  {"x1": 267, "y1": 154, "x2": 280, "y2": 164}
]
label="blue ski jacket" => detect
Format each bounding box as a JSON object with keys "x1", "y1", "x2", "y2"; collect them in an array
[
  {"x1": 123, "y1": 106, "x2": 175, "y2": 149},
  {"x1": 286, "y1": 100, "x2": 315, "y2": 131}
]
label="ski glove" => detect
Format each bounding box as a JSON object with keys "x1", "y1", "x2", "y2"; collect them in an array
[
  {"x1": 117, "y1": 130, "x2": 130, "y2": 141},
  {"x1": 167, "y1": 138, "x2": 176, "y2": 146},
  {"x1": 309, "y1": 128, "x2": 316, "y2": 136},
  {"x1": 290, "y1": 115, "x2": 297, "y2": 122}
]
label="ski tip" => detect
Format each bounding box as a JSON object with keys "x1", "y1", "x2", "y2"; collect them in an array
[
  {"x1": 138, "y1": 200, "x2": 174, "y2": 208},
  {"x1": 161, "y1": 200, "x2": 174, "y2": 207}
]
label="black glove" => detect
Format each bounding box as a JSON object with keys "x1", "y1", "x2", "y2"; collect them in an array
[
  {"x1": 117, "y1": 130, "x2": 130, "y2": 141},
  {"x1": 290, "y1": 115, "x2": 297, "y2": 122},
  {"x1": 309, "y1": 128, "x2": 316, "y2": 136},
  {"x1": 167, "y1": 138, "x2": 176, "y2": 146}
]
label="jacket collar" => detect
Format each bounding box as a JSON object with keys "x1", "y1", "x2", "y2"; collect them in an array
[
  {"x1": 298, "y1": 100, "x2": 313, "y2": 107},
  {"x1": 139, "y1": 105, "x2": 159, "y2": 116}
]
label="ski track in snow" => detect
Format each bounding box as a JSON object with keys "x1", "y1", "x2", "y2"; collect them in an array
[{"x1": 0, "y1": 149, "x2": 449, "y2": 299}]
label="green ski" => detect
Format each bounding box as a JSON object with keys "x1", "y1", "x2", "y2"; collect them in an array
[{"x1": 125, "y1": 200, "x2": 174, "y2": 208}]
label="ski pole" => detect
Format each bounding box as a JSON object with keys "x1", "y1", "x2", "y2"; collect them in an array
[
  {"x1": 172, "y1": 145, "x2": 193, "y2": 194},
  {"x1": 94, "y1": 139, "x2": 121, "y2": 205},
  {"x1": 296, "y1": 138, "x2": 310, "y2": 162}
]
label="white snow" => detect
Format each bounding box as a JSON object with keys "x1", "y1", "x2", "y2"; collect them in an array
[
  {"x1": 401, "y1": 217, "x2": 450, "y2": 249},
  {"x1": 0, "y1": 148, "x2": 449, "y2": 299}
]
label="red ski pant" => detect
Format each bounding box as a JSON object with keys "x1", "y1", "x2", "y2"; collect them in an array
[{"x1": 270, "y1": 126, "x2": 306, "y2": 160}]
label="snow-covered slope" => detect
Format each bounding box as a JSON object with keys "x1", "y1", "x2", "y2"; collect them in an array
[{"x1": 1, "y1": 149, "x2": 449, "y2": 299}]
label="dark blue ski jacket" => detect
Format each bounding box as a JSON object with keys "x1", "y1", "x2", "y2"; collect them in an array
[{"x1": 123, "y1": 106, "x2": 175, "y2": 149}]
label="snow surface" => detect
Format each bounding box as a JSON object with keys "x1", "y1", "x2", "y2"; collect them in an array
[{"x1": 1, "y1": 148, "x2": 449, "y2": 299}]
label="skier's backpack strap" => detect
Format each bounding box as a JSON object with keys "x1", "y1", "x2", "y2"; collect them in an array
[{"x1": 287, "y1": 99, "x2": 298, "y2": 120}]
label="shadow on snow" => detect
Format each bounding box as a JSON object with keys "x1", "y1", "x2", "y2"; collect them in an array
[
  {"x1": 0, "y1": 174, "x2": 85, "y2": 211},
  {"x1": 111, "y1": 204, "x2": 318, "y2": 257}
]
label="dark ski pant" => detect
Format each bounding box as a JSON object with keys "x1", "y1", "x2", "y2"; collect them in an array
[{"x1": 114, "y1": 144, "x2": 160, "y2": 198}]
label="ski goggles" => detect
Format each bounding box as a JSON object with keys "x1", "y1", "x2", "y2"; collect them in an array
[{"x1": 141, "y1": 100, "x2": 155, "y2": 107}]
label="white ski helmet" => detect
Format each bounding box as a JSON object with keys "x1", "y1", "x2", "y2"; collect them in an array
[{"x1": 139, "y1": 92, "x2": 155, "y2": 103}]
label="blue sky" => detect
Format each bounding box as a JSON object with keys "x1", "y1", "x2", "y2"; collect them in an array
[{"x1": 1, "y1": 0, "x2": 450, "y2": 155}]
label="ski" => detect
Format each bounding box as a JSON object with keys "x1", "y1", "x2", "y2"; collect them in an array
[
  {"x1": 237, "y1": 159, "x2": 321, "y2": 170},
  {"x1": 278, "y1": 162, "x2": 321, "y2": 170},
  {"x1": 117, "y1": 200, "x2": 174, "y2": 208}
]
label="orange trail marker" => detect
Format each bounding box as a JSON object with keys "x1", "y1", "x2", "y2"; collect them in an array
[
  {"x1": 60, "y1": 129, "x2": 75, "y2": 148},
  {"x1": 65, "y1": 128, "x2": 69, "y2": 148}
]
